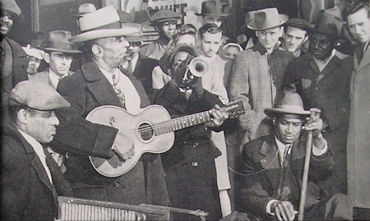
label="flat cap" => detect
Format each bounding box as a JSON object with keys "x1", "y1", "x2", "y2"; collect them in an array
[
  {"x1": 150, "y1": 9, "x2": 181, "y2": 25},
  {"x1": 285, "y1": 18, "x2": 312, "y2": 31},
  {"x1": 9, "y1": 80, "x2": 70, "y2": 111},
  {"x1": 1, "y1": 0, "x2": 21, "y2": 16}
]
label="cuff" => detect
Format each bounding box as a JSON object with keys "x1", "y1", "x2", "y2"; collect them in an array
[
  {"x1": 266, "y1": 199, "x2": 278, "y2": 215},
  {"x1": 312, "y1": 140, "x2": 328, "y2": 156}
]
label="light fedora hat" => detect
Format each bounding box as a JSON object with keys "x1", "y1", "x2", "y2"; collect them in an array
[
  {"x1": 71, "y1": 6, "x2": 141, "y2": 43},
  {"x1": 264, "y1": 92, "x2": 310, "y2": 117},
  {"x1": 247, "y1": 8, "x2": 288, "y2": 31}
]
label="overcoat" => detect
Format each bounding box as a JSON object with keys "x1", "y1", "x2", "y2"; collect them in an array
[
  {"x1": 228, "y1": 43, "x2": 294, "y2": 145},
  {"x1": 51, "y1": 60, "x2": 169, "y2": 206},
  {"x1": 347, "y1": 45, "x2": 370, "y2": 208},
  {"x1": 238, "y1": 135, "x2": 335, "y2": 220},
  {"x1": 1, "y1": 124, "x2": 73, "y2": 221}
]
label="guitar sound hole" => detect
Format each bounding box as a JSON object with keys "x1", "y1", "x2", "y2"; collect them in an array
[{"x1": 138, "y1": 123, "x2": 154, "y2": 141}]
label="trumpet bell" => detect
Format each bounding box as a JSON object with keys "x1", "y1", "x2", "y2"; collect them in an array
[{"x1": 188, "y1": 57, "x2": 209, "y2": 77}]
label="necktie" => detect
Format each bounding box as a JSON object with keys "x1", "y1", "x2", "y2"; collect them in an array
[
  {"x1": 282, "y1": 145, "x2": 291, "y2": 168},
  {"x1": 112, "y1": 72, "x2": 126, "y2": 108}
]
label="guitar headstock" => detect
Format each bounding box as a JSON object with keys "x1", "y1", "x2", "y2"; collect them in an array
[{"x1": 222, "y1": 100, "x2": 245, "y2": 118}]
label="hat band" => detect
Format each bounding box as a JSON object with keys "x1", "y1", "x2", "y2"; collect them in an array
[
  {"x1": 43, "y1": 41, "x2": 77, "y2": 51},
  {"x1": 81, "y1": 21, "x2": 122, "y2": 32},
  {"x1": 277, "y1": 104, "x2": 306, "y2": 112}
]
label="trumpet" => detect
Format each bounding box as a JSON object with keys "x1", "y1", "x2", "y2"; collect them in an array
[{"x1": 181, "y1": 57, "x2": 209, "y2": 89}]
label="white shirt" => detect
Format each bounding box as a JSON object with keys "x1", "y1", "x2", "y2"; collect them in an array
[
  {"x1": 100, "y1": 67, "x2": 142, "y2": 114},
  {"x1": 18, "y1": 129, "x2": 53, "y2": 184}
]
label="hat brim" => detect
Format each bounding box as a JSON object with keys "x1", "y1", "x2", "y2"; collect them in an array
[
  {"x1": 264, "y1": 107, "x2": 310, "y2": 118},
  {"x1": 43, "y1": 47, "x2": 82, "y2": 54},
  {"x1": 247, "y1": 14, "x2": 288, "y2": 30},
  {"x1": 194, "y1": 12, "x2": 229, "y2": 17},
  {"x1": 71, "y1": 28, "x2": 140, "y2": 43}
]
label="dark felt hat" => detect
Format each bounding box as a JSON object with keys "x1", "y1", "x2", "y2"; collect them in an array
[
  {"x1": 195, "y1": 0, "x2": 230, "y2": 17},
  {"x1": 41, "y1": 30, "x2": 81, "y2": 54},
  {"x1": 308, "y1": 11, "x2": 344, "y2": 38}
]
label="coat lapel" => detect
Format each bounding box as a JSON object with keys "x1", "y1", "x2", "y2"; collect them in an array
[
  {"x1": 82, "y1": 61, "x2": 124, "y2": 108},
  {"x1": 258, "y1": 136, "x2": 281, "y2": 190},
  {"x1": 356, "y1": 46, "x2": 370, "y2": 70}
]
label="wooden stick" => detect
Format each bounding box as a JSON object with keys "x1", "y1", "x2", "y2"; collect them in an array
[{"x1": 298, "y1": 111, "x2": 316, "y2": 220}]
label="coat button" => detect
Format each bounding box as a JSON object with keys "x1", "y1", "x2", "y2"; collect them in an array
[
  {"x1": 192, "y1": 142, "x2": 199, "y2": 148},
  {"x1": 113, "y1": 181, "x2": 120, "y2": 188},
  {"x1": 191, "y1": 162, "x2": 198, "y2": 167}
]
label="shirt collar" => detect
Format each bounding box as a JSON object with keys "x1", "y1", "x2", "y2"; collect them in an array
[
  {"x1": 48, "y1": 68, "x2": 63, "y2": 88},
  {"x1": 312, "y1": 49, "x2": 336, "y2": 72},
  {"x1": 275, "y1": 136, "x2": 292, "y2": 165}
]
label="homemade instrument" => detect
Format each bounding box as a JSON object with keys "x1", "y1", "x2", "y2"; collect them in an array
[{"x1": 86, "y1": 100, "x2": 244, "y2": 177}]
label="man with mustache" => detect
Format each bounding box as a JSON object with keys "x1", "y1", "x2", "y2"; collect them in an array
[
  {"x1": 0, "y1": 0, "x2": 29, "y2": 122},
  {"x1": 237, "y1": 92, "x2": 352, "y2": 221},
  {"x1": 283, "y1": 12, "x2": 352, "y2": 196},
  {"x1": 50, "y1": 6, "x2": 169, "y2": 206},
  {"x1": 2, "y1": 80, "x2": 73, "y2": 220}
]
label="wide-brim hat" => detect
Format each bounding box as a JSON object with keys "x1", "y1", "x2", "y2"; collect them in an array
[
  {"x1": 308, "y1": 10, "x2": 344, "y2": 39},
  {"x1": 247, "y1": 8, "x2": 288, "y2": 31},
  {"x1": 1, "y1": 0, "x2": 21, "y2": 16},
  {"x1": 195, "y1": 0, "x2": 229, "y2": 17},
  {"x1": 9, "y1": 80, "x2": 70, "y2": 111},
  {"x1": 41, "y1": 30, "x2": 81, "y2": 54},
  {"x1": 71, "y1": 6, "x2": 141, "y2": 43},
  {"x1": 150, "y1": 9, "x2": 181, "y2": 25},
  {"x1": 264, "y1": 92, "x2": 310, "y2": 117},
  {"x1": 73, "y1": 3, "x2": 96, "y2": 18}
]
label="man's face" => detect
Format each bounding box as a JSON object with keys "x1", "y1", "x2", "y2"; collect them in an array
[
  {"x1": 224, "y1": 46, "x2": 240, "y2": 60},
  {"x1": 172, "y1": 51, "x2": 190, "y2": 71},
  {"x1": 203, "y1": 15, "x2": 223, "y2": 27},
  {"x1": 274, "y1": 114, "x2": 303, "y2": 145},
  {"x1": 96, "y1": 36, "x2": 129, "y2": 68},
  {"x1": 256, "y1": 26, "x2": 283, "y2": 50},
  {"x1": 176, "y1": 34, "x2": 197, "y2": 47},
  {"x1": 200, "y1": 32, "x2": 223, "y2": 57},
  {"x1": 48, "y1": 52, "x2": 73, "y2": 77},
  {"x1": 24, "y1": 109, "x2": 59, "y2": 143},
  {"x1": 283, "y1": 26, "x2": 307, "y2": 52},
  {"x1": 27, "y1": 57, "x2": 42, "y2": 74},
  {"x1": 158, "y1": 20, "x2": 177, "y2": 39},
  {"x1": 309, "y1": 33, "x2": 335, "y2": 60},
  {"x1": 125, "y1": 41, "x2": 141, "y2": 61},
  {"x1": 346, "y1": 7, "x2": 370, "y2": 44},
  {"x1": 0, "y1": 10, "x2": 15, "y2": 35}
]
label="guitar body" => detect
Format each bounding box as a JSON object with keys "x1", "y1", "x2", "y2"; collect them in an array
[{"x1": 86, "y1": 105, "x2": 174, "y2": 177}]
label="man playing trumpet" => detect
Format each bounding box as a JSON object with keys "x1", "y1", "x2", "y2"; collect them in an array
[{"x1": 237, "y1": 92, "x2": 352, "y2": 221}]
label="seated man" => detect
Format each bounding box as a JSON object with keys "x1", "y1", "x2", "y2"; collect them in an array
[
  {"x1": 237, "y1": 92, "x2": 352, "y2": 221},
  {"x1": 2, "y1": 81, "x2": 73, "y2": 220}
]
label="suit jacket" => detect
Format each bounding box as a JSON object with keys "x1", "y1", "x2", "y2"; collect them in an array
[
  {"x1": 1, "y1": 124, "x2": 73, "y2": 221},
  {"x1": 238, "y1": 135, "x2": 334, "y2": 219},
  {"x1": 52, "y1": 59, "x2": 169, "y2": 206},
  {"x1": 228, "y1": 43, "x2": 294, "y2": 143},
  {"x1": 347, "y1": 45, "x2": 370, "y2": 208}
]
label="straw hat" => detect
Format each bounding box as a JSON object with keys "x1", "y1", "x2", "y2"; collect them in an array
[
  {"x1": 247, "y1": 8, "x2": 288, "y2": 31},
  {"x1": 264, "y1": 93, "x2": 310, "y2": 117},
  {"x1": 71, "y1": 6, "x2": 141, "y2": 43},
  {"x1": 41, "y1": 30, "x2": 81, "y2": 54}
]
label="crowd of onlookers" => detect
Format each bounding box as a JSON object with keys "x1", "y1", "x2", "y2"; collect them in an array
[{"x1": 1, "y1": 0, "x2": 369, "y2": 220}]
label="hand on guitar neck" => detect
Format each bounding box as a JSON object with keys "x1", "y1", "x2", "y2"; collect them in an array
[
  {"x1": 112, "y1": 134, "x2": 135, "y2": 161},
  {"x1": 204, "y1": 104, "x2": 229, "y2": 128}
]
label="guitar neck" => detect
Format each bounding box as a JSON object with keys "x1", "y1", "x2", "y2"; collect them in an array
[{"x1": 154, "y1": 111, "x2": 211, "y2": 135}]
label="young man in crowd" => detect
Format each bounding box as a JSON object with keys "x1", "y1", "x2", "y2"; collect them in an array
[
  {"x1": 31, "y1": 30, "x2": 81, "y2": 88},
  {"x1": 343, "y1": 1, "x2": 370, "y2": 218},
  {"x1": 228, "y1": 8, "x2": 294, "y2": 146},
  {"x1": 2, "y1": 80, "x2": 73, "y2": 220},
  {"x1": 50, "y1": 6, "x2": 169, "y2": 206},
  {"x1": 281, "y1": 18, "x2": 311, "y2": 57},
  {"x1": 238, "y1": 92, "x2": 352, "y2": 221},
  {"x1": 284, "y1": 12, "x2": 352, "y2": 195},
  {"x1": 140, "y1": 9, "x2": 181, "y2": 60}
]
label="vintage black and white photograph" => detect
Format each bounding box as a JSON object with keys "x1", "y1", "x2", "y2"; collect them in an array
[{"x1": 1, "y1": 0, "x2": 369, "y2": 220}]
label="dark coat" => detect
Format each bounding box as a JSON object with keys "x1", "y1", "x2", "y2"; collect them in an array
[
  {"x1": 237, "y1": 135, "x2": 334, "y2": 220},
  {"x1": 1, "y1": 124, "x2": 73, "y2": 221},
  {"x1": 155, "y1": 83, "x2": 224, "y2": 220},
  {"x1": 51, "y1": 60, "x2": 169, "y2": 206}
]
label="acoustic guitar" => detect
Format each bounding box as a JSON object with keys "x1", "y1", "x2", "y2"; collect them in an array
[{"x1": 86, "y1": 100, "x2": 244, "y2": 177}]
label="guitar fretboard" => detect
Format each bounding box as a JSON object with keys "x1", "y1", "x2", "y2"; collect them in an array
[{"x1": 154, "y1": 111, "x2": 211, "y2": 135}]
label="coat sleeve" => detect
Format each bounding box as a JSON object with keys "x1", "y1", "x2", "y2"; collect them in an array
[
  {"x1": 237, "y1": 140, "x2": 275, "y2": 218},
  {"x1": 1, "y1": 139, "x2": 30, "y2": 220},
  {"x1": 52, "y1": 75, "x2": 116, "y2": 158}
]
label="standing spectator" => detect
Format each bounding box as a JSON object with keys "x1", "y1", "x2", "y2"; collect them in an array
[
  {"x1": 343, "y1": 1, "x2": 370, "y2": 218},
  {"x1": 31, "y1": 30, "x2": 81, "y2": 88},
  {"x1": 219, "y1": 42, "x2": 243, "y2": 86},
  {"x1": 22, "y1": 43, "x2": 44, "y2": 78},
  {"x1": 281, "y1": 18, "x2": 311, "y2": 57},
  {"x1": 228, "y1": 8, "x2": 294, "y2": 147},
  {"x1": 196, "y1": 0, "x2": 229, "y2": 28},
  {"x1": 284, "y1": 12, "x2": 352, "y2": 195},
  {"x1": 140, "y1": 9, "x2": 181, "y2": 60},
  {"x1": 0, "y1": 0, "x2": 28, "y2": 122},
  {"x1": 2, "y1": 81, "x2": 73, "y2": 221}
]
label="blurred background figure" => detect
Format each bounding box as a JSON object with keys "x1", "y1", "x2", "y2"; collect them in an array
[
  {"x1": 196, "y1": 0, "x2": 229, "y2": 28},
  {"x1": 221, "y1": 42, "x2": 243, "y2": 60},
  {"x1": 73, "y1": 3, "x2": 97, "y2": 32},
  {"x1": 174, "y1": 24, "x2": 198, "y2": 47},
  {"x1": 22, "y1": 41, "x2": 44, "y2": 78}
]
